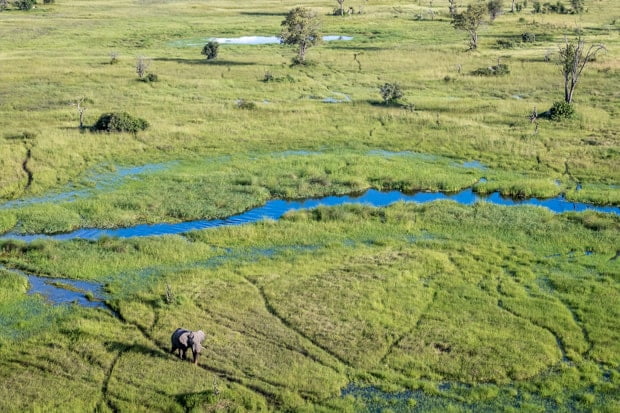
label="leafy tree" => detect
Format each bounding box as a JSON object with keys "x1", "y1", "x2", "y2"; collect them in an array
[
  {"x1": 452, "y1": 1, "x2": 487, "y2": 50},
  {"x1": 379, "y1": 83, "x2": 404, "y2": 104},
  {"x1": 487, "y1": 0, "x2": 503, "y2": 21},
  {"x1": 280, "y1": 7, "x2": 322, "y2": 64},
  {"x1": 201, "y1": 41, "x2": 219, "y2": 60},
  {"x1": 0, "y1": 0, "x2": 8, "y2": 11},
  {"x1": 558, "y1": 37, "x2": 605, "y2": 104}
]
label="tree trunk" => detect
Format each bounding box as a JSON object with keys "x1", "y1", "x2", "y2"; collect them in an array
[
  {"x1": 298, "y1": 43, "x2": 307, "y2": 63},
  {"x1": 470, "y1": 31, "x2": 478, "y2": 50}
]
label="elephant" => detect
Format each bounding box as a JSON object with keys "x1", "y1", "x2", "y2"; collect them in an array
[{"x1": 170, "y1": 328, "x2": 205, "y2": 364}]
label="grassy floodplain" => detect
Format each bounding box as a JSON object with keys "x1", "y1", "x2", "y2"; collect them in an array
[{"x1": 0, "y1": 0, "x2": 619, "y2": 411}]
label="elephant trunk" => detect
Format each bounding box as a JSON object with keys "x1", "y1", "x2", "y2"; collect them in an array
[{"x1": 193, "y1": 343, "x2": 202, "y2": 364}]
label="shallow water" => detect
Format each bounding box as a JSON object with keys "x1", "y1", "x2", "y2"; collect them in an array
[
  {"x1": 460, "y1": 160, "x2": 487, "y2": 169},
  {"x1": 27, "y1": 275, "x2": 107, "y2": 309},
  {"x1": 2, "y1": 188, "x2": 619, "y2": 242},
  {"x1": 0, "y1": 163, "x2": 171, "y2": 210},
  {"x1": 170, "y1": 35, "x2": 353, "y2": 47},
  {"x1": 2, "y1": 266, "x2": 107, "y2": 309}
]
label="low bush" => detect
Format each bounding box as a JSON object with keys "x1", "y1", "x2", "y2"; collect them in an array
[
  {"x1": 471, "y1": 63, "x2": 510, "y2": 76},
  {"x1": 521, "y1": 32, "x2": 536, "y2": 42},
  {"x1": 201, "y1": 41, "x2": 219, "y2": 60},
  {"x1": 92, "y1": 112, "x2": 149, "y2": 133},
  {"x1": 549, "y1": 101, "x2": 575, "y2": 121},
  {"x1": 141, "y1": 73, "x2": 158, "y2": 83},
  {"x1": 496, "y1": 39, "x2": 517, "y2": 49},
  {"x1": 236, "y1": 99, "x2": 257, "y2": 110},
  {"x1": 379, "y1": 83, "x2": 404, "y2": 104}
]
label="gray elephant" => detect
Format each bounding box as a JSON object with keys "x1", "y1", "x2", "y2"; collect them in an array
[{"x1": 170, "y1": 328, "x2": 205, "y2": 364}]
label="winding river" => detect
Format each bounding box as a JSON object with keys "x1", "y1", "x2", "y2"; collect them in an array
[{"x1": 2, "y1": 187, "x2": 618, "y2": 242}]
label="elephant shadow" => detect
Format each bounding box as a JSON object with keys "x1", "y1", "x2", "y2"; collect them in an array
[{"x1": 105, "y1": 341, "x2": 170, "y2": 361}]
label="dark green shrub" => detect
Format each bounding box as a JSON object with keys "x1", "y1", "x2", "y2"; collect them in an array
[
  {"x1": 92, "y1": 112, "x2": 149, "y2": 133},
  {"x1": 521, "y1": 32, "x2": 536, "y2": 42},
  {"x1": 236, "y1": 99, "x2": 257, "y2": 110},
  {"x1": 549, "y1": 101, "x2": 575, "y2": 120},
  {"x1": 201, "y1": 41, "x2": 219, "y2": 60},
  {"x1": 379, "y1": 82, "x2": 404, "y2": 104},
  {"x1": 496, "y1": 39, "x2": 517, "y2": 49},
  {"x1": 142, "y1": 73, "x2": 158, "y2": 82},
  {"x1": 42, "y1": 0, "x2": 53, "y2": 3},
  {"x1": 471, "y1": 63, "x2": 510, "y2": 76},
  {"x1": 14, "y1": 0, "x2": 36, "y2": 10}
]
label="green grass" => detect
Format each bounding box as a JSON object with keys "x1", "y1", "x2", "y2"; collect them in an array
[{"x1": 1, "y1": 202, "x2": 618, "y2": 411}]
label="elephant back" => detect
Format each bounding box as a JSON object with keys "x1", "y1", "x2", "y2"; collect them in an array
[{"x1": 171, "y1": 328, "x2": 191, "y2": 347}]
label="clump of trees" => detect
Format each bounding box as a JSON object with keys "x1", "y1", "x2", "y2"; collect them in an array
[
  {"x1": 92, "y1": 112, "x2": 149, "y2": 133},
  {"x1": 452, "y1": 1, "x2": 487, "y2": 50},
  {"x1": 13, "y1": 0, "x2": 36, "y2": 10},
  {"x1": 533, "y1": 0, "x2": 584, "y2": 14},
  {"x1": 201, "y1": 41, "x2": 219, "y2": 60},
  {"x1": 280, "y1": 7, "x2": 322, "y2": 64}
]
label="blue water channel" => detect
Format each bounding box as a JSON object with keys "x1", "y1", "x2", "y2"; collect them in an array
[{"x1": 2, "y1": 188, "x2": 618, "y2": 242}]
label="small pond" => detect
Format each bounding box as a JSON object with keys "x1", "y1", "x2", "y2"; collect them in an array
[
  {"x1": 169, "y1": 35, "x2": 353, "y2": 47},
  {"x1": 2, "y1": 188, "x2": 619, "y2": 242}
]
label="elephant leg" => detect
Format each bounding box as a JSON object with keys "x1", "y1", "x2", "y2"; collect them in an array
[{"x1": 182, "y1": 348, "x2": 188, "y2": 360}]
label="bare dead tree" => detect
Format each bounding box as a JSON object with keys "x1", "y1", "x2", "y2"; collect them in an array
[
  {"x1": 353, "y1": 52, "x2": 363, "y2": 71},
  {"x1": 559, "y1": 37, "x2": 606, "y2": 104},
  {"x1": 71, "y1": 97, "x2": 88, "y2": 129},
  {"x1": 448, "y1": 0, "x2": 458, "y2": 16},
  {"x1": 136, "y1": 56, "x2": 150, "y2": 79},
  {"x1": 109, "y1": 51, "x2": 119, "y2": 64}
]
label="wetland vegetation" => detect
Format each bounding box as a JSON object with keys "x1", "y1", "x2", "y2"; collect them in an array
[{"x1": 0, "y1": 0, "x2": 618, "y2": 411}]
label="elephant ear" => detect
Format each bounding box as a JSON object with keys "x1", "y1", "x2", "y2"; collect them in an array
[
  {"x1": 194, "y1": 330, "x2": 205, "y2": 343},
  {"x1": 188, "y1": 332, "x2": 195, "y2": 343},
  {"x1": 179, "y1": 332, "x2": 189, "y2": 346}
]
